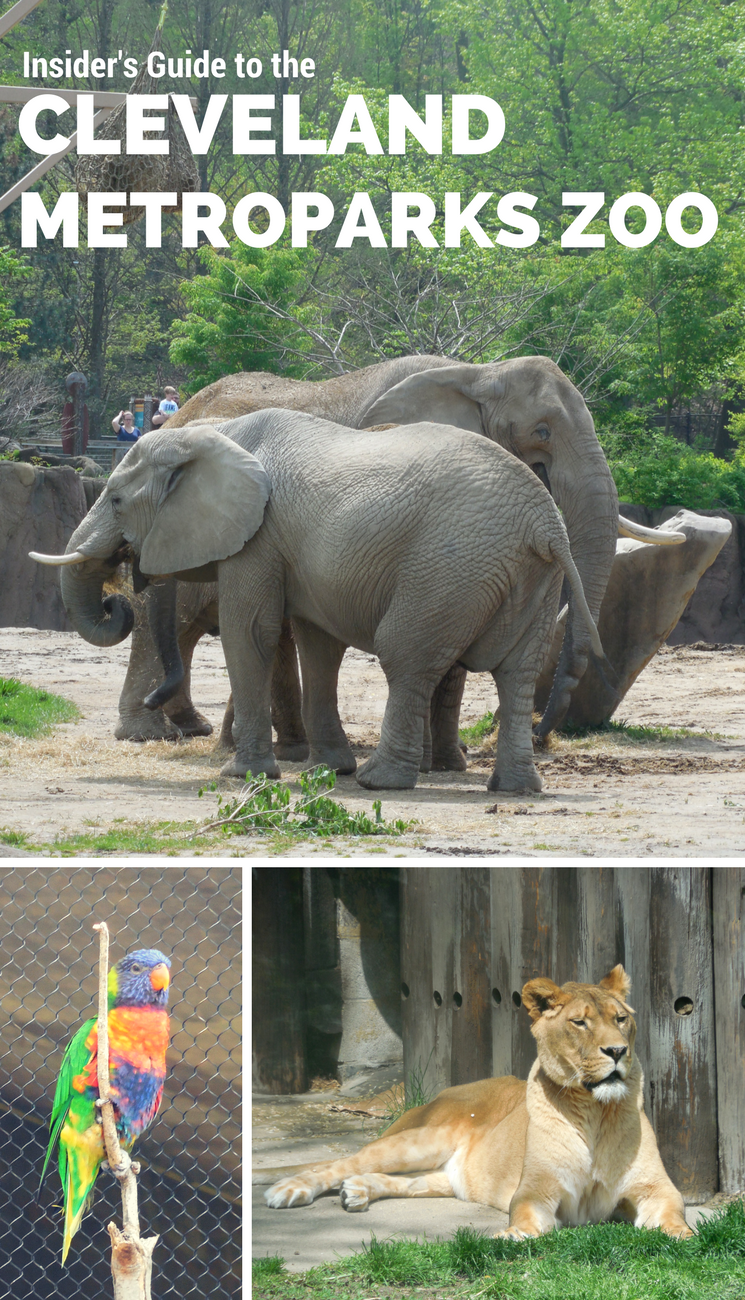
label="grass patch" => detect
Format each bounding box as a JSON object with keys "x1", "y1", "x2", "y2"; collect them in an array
[
  {"x1": 0, "y1": 677, "x2": 79, "y2": 737},
  {"x1": 459, "y1": 711, "x2": 497, "y2": 745},
  {"x1": 0, "y1": 827, "x2": 31, "y2": 848},
  {"x1": 253, "y1": 1203, "x2": 745, "y2": 1300},
  {"x1": 560, "y1": 717, "x2": 721, "y2": 743}
]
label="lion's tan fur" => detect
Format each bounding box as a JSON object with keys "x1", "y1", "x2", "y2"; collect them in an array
[{"x1": 254, "y1": 965, "x2": 691, "y2": 1239}]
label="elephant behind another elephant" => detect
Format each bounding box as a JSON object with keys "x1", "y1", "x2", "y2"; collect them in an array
[{"x1": 41, "y1": 415, "x2": 605, "y2": 793}]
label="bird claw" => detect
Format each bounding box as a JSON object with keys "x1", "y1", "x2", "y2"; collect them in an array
[{"x1": 108, "y1": 1151, "x2": 132, "y2": 1180}]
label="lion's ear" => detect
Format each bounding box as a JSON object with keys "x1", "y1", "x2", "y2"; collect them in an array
[
  {"x1": 521, "y1": 978, "x2": 566, "y2": 1022},
  {"x1": 599, "y1": 965, "x2": 632, "y2": 1001}
]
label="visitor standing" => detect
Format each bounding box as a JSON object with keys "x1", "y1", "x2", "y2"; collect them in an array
[{"x1": 112, "y1": 409, "x2": 139, "y2": 464}]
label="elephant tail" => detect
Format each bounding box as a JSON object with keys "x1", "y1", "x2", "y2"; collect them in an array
[{"x1": 549, "y1": 537, "x2": 604, "y2": 661}]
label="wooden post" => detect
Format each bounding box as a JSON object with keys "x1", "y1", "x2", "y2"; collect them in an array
[
  {"x1": 93, "y1": 922, "x2": 158, "y2": 1299},
  {"x1": 712, "y1": 867, "x2": 745, "y2": 1193}
]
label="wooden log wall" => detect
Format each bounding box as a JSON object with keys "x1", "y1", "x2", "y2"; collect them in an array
[{"x1": 400, "y1": 866, "x2": 745, "y2": 1201}]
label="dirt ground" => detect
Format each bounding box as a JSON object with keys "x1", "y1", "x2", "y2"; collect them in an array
[{"x1": 1, "y1": 626, "x2": 745, "y2": 856}]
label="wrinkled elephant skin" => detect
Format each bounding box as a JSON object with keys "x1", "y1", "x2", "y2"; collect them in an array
[{"x1": 534, "y1": 510, "x2": 733, "y2": 727}]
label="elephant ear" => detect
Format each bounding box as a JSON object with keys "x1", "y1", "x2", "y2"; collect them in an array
[
  {"x1": 360, "y1": 364, "x2": 505, "y2": 433},
  {"x1": 137, "y1": 424, "x2": 271, "y2": 575}
]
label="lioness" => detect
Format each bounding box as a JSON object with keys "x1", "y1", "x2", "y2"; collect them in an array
[{"x1": 254, "y1": 966, "x2": 692, "y2": 1238}]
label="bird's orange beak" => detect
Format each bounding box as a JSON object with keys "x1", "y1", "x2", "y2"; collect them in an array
[{"x1": 150, "y1": 963, "x2": 170, "y2": 991}]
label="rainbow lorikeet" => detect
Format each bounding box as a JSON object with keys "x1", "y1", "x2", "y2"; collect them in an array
[{"x1": 39, "y1": 948, "x2": 171, "y2": 1264}]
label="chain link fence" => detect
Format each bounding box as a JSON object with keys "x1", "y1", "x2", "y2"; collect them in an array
[{"x1": 0, "y1": 866, "x2": 241, "y2": 1300}]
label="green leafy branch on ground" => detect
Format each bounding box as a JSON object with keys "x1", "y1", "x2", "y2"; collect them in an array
[
  {"x1": 253, "y1": 1201, "x2": 745, "y2": 1300},
  {"x1": 0, "y1": 678, "x2": 79, "y2": 738},
  {"x1": 197, "y1": 765, "x2": 411, "y2": 838}
]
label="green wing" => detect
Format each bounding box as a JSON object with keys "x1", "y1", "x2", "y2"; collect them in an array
[{"x1": 38, "y1": 1016, "x2": 96, "y2": 1193}]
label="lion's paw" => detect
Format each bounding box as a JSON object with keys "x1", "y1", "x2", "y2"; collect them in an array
[
  {"x1": 339, "y1": 1176, "x2": 371, "y2": 1212},
  {"x1": 264, "y1": 1176, "x2": 316, "y2": 1208},
  {"x1": 494, "y1": 1225, "x2": 530, "y2": 1240}
]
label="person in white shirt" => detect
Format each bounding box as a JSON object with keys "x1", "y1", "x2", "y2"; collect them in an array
[{"x1": 151, "y1": 386, "x2": 180, "y2": 428}]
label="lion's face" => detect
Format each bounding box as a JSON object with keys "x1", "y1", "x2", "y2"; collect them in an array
[{"x1": 521, "y1": 965, "x2": 637, "y2": 1103}]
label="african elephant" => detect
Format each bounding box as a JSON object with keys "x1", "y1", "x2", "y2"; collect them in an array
[
  {"x1": 33, "y1": 413, "x2": 604, "y2": 792},
  {"x1": 112, "y1": 354, "x2": 670, "y2": 758}
]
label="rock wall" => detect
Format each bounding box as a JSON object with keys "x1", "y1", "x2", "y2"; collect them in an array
[
  {"x1": 0, "y1": 462, "x2": 106, "y2": 630},
  {"x1": 620, "y1": 503, "x2": 745, "y2": 643}
]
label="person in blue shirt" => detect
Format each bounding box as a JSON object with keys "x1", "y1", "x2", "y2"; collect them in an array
[
  {"x1": 112, "y1": 409, "x2": 139, "y2": 464},
  {"x1": 151, "y1": 386, "x2": 180, "y2": 428}
]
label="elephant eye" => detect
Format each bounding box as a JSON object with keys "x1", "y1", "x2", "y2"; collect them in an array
[
  {"x1": 111, "y1": 496, "x2": 121, "y2": 507},
  {"x1": 534, "y1": 424, "x2": 551, "y2": 441}
]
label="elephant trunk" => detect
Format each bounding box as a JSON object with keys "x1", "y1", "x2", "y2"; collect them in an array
[
  {"x1": 143, "y1": 577, "x2": 186, "y2": 711},
  {"x1": 60, "y1": 556, "x2": 135, "y2": 646},
  {"x1": 535, "y1": 462, "x2": 619, "y2": 738}
]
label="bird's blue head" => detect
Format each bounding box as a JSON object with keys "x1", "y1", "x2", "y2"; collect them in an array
[{"x1": 109, "y1": 948, "x2": 171, "y2": 1009}]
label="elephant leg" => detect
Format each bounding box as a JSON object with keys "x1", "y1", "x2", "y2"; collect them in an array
[
  {"x1": 356, "y1": 666, "x2": 438, "y2": 790},
  {"x1": 219, "y1": 551, "x2": 283, "y2": 781},
  {"x1": 162, "y1": 598, "x2": 218, "y2": 737},
  {"x1": 291, "y1": 618, "x2": 356, "y2": 775},
  {"x1": 116, "y1": 591, "x2": 183, "y2": 742},
  {"x1": 429, "y1": 664, "x2": 468, "y2": 770},
  {"x1": 487, "y1": 578, "x2": 561, "y2": 793},
  {"x1": 271, "y1": 620, "x2": 310, "y2": 761}
]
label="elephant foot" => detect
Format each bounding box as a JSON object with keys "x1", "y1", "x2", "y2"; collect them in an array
[
  {"x1": 274, "y1": 739, "x2": 310, "y2": 761},
  {"x1": 220, "y1": 754, "x2": 281, "y2": 780},
  {"x1": 431, "y1": 745, "x2": 469, "y2": 772},
  {"x1": 304, "y1": 746, "x2": 356, "y2": 776},
  {"x1": 356, "y1": 750, "x2": 418, "y2": 790},
  {"x1": 165, "y1": 706, "x2": 213, "y2": 737},
  {"x1": 115, "y1": 712, "x2": 182, "y2": 742},
  {"x1": 487, "y1": 762, "x2": 542, "y2": 793}
]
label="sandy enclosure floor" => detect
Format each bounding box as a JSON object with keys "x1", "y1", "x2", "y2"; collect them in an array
[{"x1": 1, "y1": 627, "x2": 745, "y2": 856}]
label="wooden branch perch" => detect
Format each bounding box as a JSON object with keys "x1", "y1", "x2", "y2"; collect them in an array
[{"x1": 93, "y1": 922, "x2": 158, "y2": 1300}]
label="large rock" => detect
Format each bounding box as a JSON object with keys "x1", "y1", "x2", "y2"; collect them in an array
[
  {"x1": 619, "y1": 503, "x2": 745, "y2": 644},
  {"x1": 536, "y1": 508, "x2": 733, "y2": 726},
  {"x1": 0, "y1": 463, "x2": 106, "y2": 629}
]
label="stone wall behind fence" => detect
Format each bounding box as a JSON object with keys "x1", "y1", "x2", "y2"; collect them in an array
[{"x1": 0, "y1": 463, "x2": 106, "y2": 630}]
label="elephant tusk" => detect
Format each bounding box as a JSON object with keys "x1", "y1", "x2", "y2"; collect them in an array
[
  {"x1": 617, "y1": 517, "x2": 685, "y2": 546},
  {"x1": 29, "y1": 550, "x2": 89, "y2": 566}
]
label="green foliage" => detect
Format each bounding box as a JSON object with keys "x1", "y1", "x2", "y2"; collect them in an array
[
  {"x1": 169, "y1": 245, "x2": 315, "y2": 393},
  {"x1": 0, "y1": 678, "x2": 79, "y2": 738},
  {"x1": 198, "y1": 765, "x2": 410, "y2": 838},
  {"x1": 562, "y1": 719, "x2": 722, "y2": 743},
  {"x1": 0, "y1": 249, "x2": 31, "y2": 361},
  {"x1": 607, "y1": 438, "x2": 745, "y2": 511}
]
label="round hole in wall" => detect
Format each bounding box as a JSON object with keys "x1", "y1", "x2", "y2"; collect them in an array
[
  {"x1": 492, "y1": 988, "x2": 502, "y2": 1005},
  {"x1": 512, "y1": 991, "x2": 522, "y2": 1008},
  {"x1": 741, "y1": 994, "x2": 745, "y2": 1011},
  {"x1": 433, "y1": 990, "x2": 443, "y2": 1007},
  {"x1": 401, "y1": 982, "x2": 410, "y2": 999},
  {"x1": 674, "y1": 996, "x2": 694, "y2": 1016},
  {"x1": 453, "y1": 992, "x2": 463, "y2": 1009}
]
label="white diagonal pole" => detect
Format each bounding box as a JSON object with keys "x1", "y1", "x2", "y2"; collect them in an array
[{"x1": 0, "y1": 0, "x2": 46, "y2": 39}]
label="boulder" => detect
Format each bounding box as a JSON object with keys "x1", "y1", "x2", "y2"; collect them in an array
[
  {"x1": 535, "y1": 509, "x2": 733, "y2": 727},
  {"x1": 0, "y1": 463, "x2": 106, "y2": 629},
  {"x1": 15, "y1": 448, "x2": 107, "y2": 476}
]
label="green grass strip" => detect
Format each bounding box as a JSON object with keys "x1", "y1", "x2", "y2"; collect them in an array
[
  {"x1": 0, "y1": 677, "x2": 79, "y2": 738},
  {"x1": 252, "y1": 1202, "x2": 745, "y2": 1300}
]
